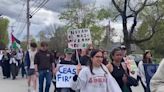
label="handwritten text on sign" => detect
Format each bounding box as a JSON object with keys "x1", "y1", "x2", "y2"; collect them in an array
[
  {"x1": 67, "y1": 28, "x2": 92, "y2": 49},
  {"x1": 56, "y1": 64, "x2": 76, "y2": 88}
]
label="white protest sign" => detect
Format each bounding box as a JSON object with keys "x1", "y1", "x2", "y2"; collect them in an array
[
  {"x1": 56, "y1": 64, "x2": 77, "y2": 88},
  {"x1": 67, "y1": 28, "x2": 92, "y2": 49}
]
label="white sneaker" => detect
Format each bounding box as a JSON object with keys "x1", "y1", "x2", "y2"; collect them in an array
[{"x1": 27, "y1": 87, "x2": 31, "y2": 92}]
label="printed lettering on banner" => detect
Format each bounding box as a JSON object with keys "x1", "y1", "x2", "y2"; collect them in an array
[
  {"x1": 56, "y1": 64, "x2": 76, "y2": 88},
  {"x1": 67, "y1": 28, "x2": 92, "y2": 49}
]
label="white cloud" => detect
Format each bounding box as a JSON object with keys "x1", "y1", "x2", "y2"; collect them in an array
[
  {"x1": 31, "y1": 8, "x2": 64, "y2": 26},
  {"x1": 1, "y1": 0, "x2": 133, "y2": 43}
]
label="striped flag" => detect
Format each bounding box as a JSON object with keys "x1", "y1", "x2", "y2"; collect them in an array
[{"x1": 11, "y1": 33, "x2": 21, "y2": 49}]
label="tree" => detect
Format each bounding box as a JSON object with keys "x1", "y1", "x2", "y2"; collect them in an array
[
  {"x1": 48, "y1": 26, "x2": 67, "y2": 52},
  {"x1": 37, "y1": 31, "x2": 50, "y2": 42},
  {"x1": 59, "y1": 0, "x2": 111, "y2": 45},
  {"x1": 21, "y1": 35, "x2": 37, "y2": 50},
  {"x1": 0, "y1": 18, "x2": 9, "y2": 49},
  {"x1": 111, "y1": 0, "x2": 164, "y2": 53},
  {"x1": 137, "y1": 19, "x2": 164, "y2": 57}
]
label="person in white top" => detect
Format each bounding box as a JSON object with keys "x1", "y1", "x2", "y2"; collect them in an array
[
  {"x1": 71, "y1": 49, "x2": 122, "y2": 92},
  {"x1": 25, "y1": 42, "x2": 38, "y2": 92},
  {"x1": 138, "y1": 50, "x2": 153, "y2": 92}
]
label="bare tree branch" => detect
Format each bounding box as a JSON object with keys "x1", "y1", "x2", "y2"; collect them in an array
[
  {"x1": 112, "y1": 0, "x2": 123, "y2": 13},
  {"x1": 127, "y1": 14, "x2": 134, "y2": 18},
  {"x1": 129, "y1": 15, "x2": 137, "y2": 40},
  {"x1": 133, "y1": 13, "x2": 163, "y2": 43},
  {"x1": 127, "y1": 0, "x2": 135, "y2": 12},
  {"x1": 145, "y1": 1, "x2": 158, "y2": 6},
  {"x1": 112, "y1": 13, "x2": 121, "y2": 21},
  {"x1": 136, "y1": 0, "x2": 148, "y2": 14}
]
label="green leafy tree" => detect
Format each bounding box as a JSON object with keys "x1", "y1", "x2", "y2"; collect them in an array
[
  {"x1": 0, "y1": 18, "x2": 9, "y2": 49},
  {"x1": 136, "y1": 0, "x2": 164, "y2": 57},
  {"x1": 137, "y1": 19, "x2": 164, "y2": 57},
  {"x1": 21, "y1": 35, "x2": 37, "y2": 50},
  {"x1": 59, "y1": 0, "x2": 111, "y2": 45},
  {"x1": 48, "y1": 27, "x2": 67, "y2": 52}
]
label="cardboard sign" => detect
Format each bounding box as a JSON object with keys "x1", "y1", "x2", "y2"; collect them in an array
[
  {"x1": 56, "y1": 64, "x2": 77, "y2": 88},
  {"x1": 67, "y1": 28, "x2": 92, "y2": 49},
  {"x1": 143, "y1": 64, "x2": 159, "y2": 91}
]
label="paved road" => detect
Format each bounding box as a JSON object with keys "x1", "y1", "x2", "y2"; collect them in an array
[
  {"x1": 0, "y1": 76, "x2": 55, "y2": 92},
  {"x1": 0, "y1": 67, "x2": 143, "y2": 92}
]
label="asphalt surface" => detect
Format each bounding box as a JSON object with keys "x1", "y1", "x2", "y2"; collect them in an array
[{"x1": 0, "y1": 67, "x2": 143, "y2": 92}]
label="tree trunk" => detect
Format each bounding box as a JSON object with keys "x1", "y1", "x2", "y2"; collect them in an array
[{"x1": 122, "y1": 14, "x2": 132, "y2": 54}]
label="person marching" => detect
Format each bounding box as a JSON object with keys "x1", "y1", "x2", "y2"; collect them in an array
[
  {"x1": 10, "y1": 51, "x2": 18, "y2": 80},
  {"x1": 138, "y1": 50, "x2": 153, "y2": 92},
  {"x1": 106, "y1": 48, "x2": 133, "y2": 92},
  {"x1": 56, "y1": 48, "x2": 76, "y2": 92},
  {"x1": 34, "y1": 42, "x2": 55, "y2": 92},
  {"x1": 1, "y1": 49, "x2": 11, "y2": 79},
  {"x1": 25, "y1": 42, "x2": 38, "y2": 92},
  {"x1": 71, "y1": 49, "x2": 121, "y2": 92}
]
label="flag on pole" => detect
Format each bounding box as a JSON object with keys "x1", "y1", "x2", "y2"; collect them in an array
[{"x1": 11, "y1": 33, "x2": 21, "y2": 49}]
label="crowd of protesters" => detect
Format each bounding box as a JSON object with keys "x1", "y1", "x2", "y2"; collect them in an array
[
  {"x1": 0, "y1": 48, "x2": 25, "y2": 80},
  {"x1": 0, "y1": 41, "x2": 159, "y2": 92}
]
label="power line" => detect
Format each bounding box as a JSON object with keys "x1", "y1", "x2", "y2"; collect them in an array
[
  {"x1": 30, "y1": 0, "x2": 42, "y2": 13},
  {"x1": 14, "y1": 0, "x2": 50, "y2": 41},
  {"x1": 14, "y1": 1, "x2": 27, "y2": 35},
  {"x1": 30, "y1": 0, "x2": 49, "y2": 16}
]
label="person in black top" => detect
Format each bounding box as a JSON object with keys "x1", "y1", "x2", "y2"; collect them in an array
[
  {"x1": 102, "y1": 50, "x2": 109, "y2": 65},
  {"x1": 1, "y1": 50, "x2": 10, "y2": 79},
  {"x1": 107, "y1": 48, "x2": 132, "y2": 92},
  {"x1": 71, "y1": 49, "x2": 81, "y2": 65},
  {"x1": 34, "y1": 42, "x2": 55, "y2": 92},
  {"x1": 56, "y1": 48, "x2": 76, "y2": 92},
  {"x1": 79, "y1": 49, "x2": 90, "y2": 66}
]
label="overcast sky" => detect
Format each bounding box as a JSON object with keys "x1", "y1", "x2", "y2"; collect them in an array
[{"x1": 0, "y1": 0, "x2": 132, "y2": 42}]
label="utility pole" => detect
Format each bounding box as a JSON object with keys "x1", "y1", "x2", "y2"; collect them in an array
[
  {"x1": 105, "y1": 20, "x2": 111, "y2": 50},
  {"x1": 26, "y1": 0, "x2": 30, "y2": 50}
]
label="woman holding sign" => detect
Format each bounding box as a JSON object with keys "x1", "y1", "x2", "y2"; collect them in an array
[{"x1": 71, "y1": 49, "x2": 121, "y2": 92}]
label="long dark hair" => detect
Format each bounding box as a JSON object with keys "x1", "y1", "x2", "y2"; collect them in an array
[
  {"x1": 89, "y1": 49, "x2": 107, "y2": 75},
  {"x1": 143, "y1": 51, "x2": 152, "y2": 63},
  {"x1": 110, "y1": 47, "x2": 121, "y2": 62}
]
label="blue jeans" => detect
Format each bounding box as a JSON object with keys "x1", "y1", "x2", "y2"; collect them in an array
[{"x1": 39, "y1": 70, "x2": 52, "y2": 92}]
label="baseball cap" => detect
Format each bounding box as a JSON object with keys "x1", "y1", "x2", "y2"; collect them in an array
[
  {"x1": 64, "y1": 48, "x2": 74, "y2": 54},
  {"x1": 120, "y1": 45, "x2": 126, "y2": 50}
]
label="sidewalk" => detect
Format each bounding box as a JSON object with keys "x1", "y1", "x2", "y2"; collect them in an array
[
  {"x1": 0, "y1": 76, "x2": 55, "y2": 92},
  {"x1": 0, "y1": 67, "x2": 143, "y2": 92},
  {"x1": 0, "y1": 67, "x2": 54, "y2": 92}
]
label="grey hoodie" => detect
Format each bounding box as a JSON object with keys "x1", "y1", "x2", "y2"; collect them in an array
[{"x1": 71, "y1": 64, "x2": 122, "y2": 92}]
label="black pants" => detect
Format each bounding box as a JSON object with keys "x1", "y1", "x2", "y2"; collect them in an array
[
  {"x1": 2, "y1": 61, "x2": 10, "y2": 78},
  {"x1": 10, "y1": 63, "x2": 18, "y2": 79},
  {"x1": 21, "y1": 62, "x2": 26, "y2": 77}
]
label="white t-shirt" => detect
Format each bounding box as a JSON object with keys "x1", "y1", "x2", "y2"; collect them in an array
[
  {"x1": 16, "y1": 52, "x2": 23, "y2": 60},
  {"x1": 29, "y1": 49, "x2": 37, "y2": 69}
]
